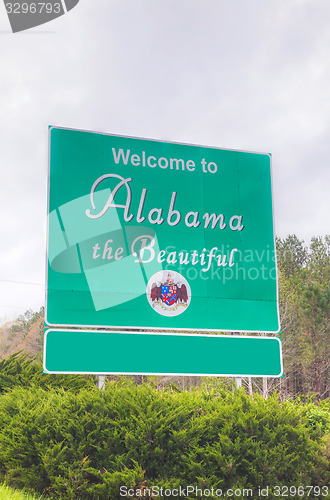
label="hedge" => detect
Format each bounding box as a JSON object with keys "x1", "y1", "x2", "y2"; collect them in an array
[
  {"x1": 0, "y1": 382, "x2": 328, "y2": 499},
  {"x1": 0, "y1": 483, "x2": 43, "y2": 500},
  {"x1": 0, "y1": 353, "x2": 95, "y2": 394}
]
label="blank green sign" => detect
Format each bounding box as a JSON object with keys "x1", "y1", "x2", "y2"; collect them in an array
[{"x1": 44, "y1": 330, "x2": 283, "y2": 377}]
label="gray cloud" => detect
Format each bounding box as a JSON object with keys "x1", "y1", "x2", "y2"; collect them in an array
[{"x1": 0, "y1": 0, "x2": 329, "y2": 321}]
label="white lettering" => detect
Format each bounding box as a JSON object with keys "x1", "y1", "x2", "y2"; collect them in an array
[
  {"x1": 185, "y1": 212, "x2": 200, "y2": 228},
  {"x1": 112, "y1": 148, "x2": 130, "y2": 165},
  {"x1": 191, "y1": 250, "x2": 199, "y2": 265},
  {"x1": 157, "y1": 250, "x2": 166, "y2": 263},
  {"x1": 131, "y1": 154, "x2": 140, "y2": 166},
  {"x1": 170, "y1": 158, "x2": 185, "y2": 170},
  {"x1": 216, "y1": 254, "x2": 227, "y2": 266},
  {"x1": 186, "y1": 160, "x2": 195, "y2": 171},
  {"x1": 102, "y1": 239, "x2": 114, "y2": 260},
  {"x1": 147, "y1": 156, "x2": 157, "y2": 167},
  {"x1": 115, "y1": 247, "x2": 124, "y2": 260},
  {"x1": 131, "y1": 235, "x2": 155, "y2": 263},
  {"x1": 167, "y1": 192, "x2": 181, "y2": 226},
  {"x1": 119, "y1": 486, "x2": 128, "y2": 496},
  {"x1": 203, "y1": 213, "x2": 227, "y2": 229},
  {"x1": 137, "y1": 188, "x2": 147, "y2": 223},
  {"x1": 179, "y1": 252, "x2": 189, "y2": 265},
  {"x1": 86, "y1": 176, "x2": 245, "y2": 233},
  {"x1": 207, "y1": 161, "x2": 217, "y2": 173},
  {"x1": 200, "y1": 248, "x2": 206, "y2": 265},
  {"x1": 148, "y1": 208, "x2": 164, "y2": 225},
  {"x1": 92, "y1": 243, "x2": 100, "y2": 259},
  {"x1": 158, "y1": 157, "x2": 168, "y2": 169},
  {"x1": 167, "y1": 252, "x2": 177, "y2": 264},
  {"x1": 85, "y1": 174, "x2": 133, "y2": 221},
  {"x1": 229, "y1": 248, "x2": 238, "y2": 267},
  {"x1": 203, "y1": 247, "x2": 218, "y2": 273},
  {"x1": 229, "y1": 215, "x2": 244, "y2": 231}
]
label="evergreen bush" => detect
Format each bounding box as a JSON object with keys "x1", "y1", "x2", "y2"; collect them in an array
[
  {"x1": 0, "y1": 382, "x2": 328, "y2": 499},
  {"x1": 0, "y1": 353, "x2": 95, "y2": 393},
  {"x1": 291, "y1": 397, "x2": 330, "y2": 435},
  {"x1": 0, "y1": 483, "x2": 43, "y2": 499}
]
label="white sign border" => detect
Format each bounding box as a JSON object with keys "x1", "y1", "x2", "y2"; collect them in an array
[{"x1": 43, "y1": 329, "x2": 283, "y2": 378}]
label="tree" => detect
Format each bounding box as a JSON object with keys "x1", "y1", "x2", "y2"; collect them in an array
[
  {"x1": 276, "y1": 234, "x2": 308, "y2": 277},
  {"x1": 297, "y1": 237, "x2": 330, "y2": 398},
  {"x1": 275, "y1": 235, "x2": 329, "y2": 400}
]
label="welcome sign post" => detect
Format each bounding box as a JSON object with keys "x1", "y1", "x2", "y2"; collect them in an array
[{"x1": 44, "y1": 126, "x2": 282, "y2": 376}]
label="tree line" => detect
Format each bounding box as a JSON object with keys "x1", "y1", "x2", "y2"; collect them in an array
[
  {"x1": 276, "y1": 234, "x2": 329, "y2": 400},
  {"x1": 4, "y1": 234, "x2": 329, "y2": 401}
]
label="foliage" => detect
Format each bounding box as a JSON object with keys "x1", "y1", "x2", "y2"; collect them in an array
[
  {"x1": 276, "y1": 235, "x2": 330, "y2": 399},
  {"x1": 291, "y1": 396, "x2": 330, "y2": 435},
  {"x1": 0, "y1": 383, "x2": 328, "y2": 500},
  {"x1": 3, "y1": 234, "x2": 329, "y2": 401},
  {"x1": 0, "y1": 484, "x2": 43, "y2": 500},
  {"x1": 0, "y1": 483, "x2": 43, "y2": 499},
  {"x1": 9, "y1": 308, "x2": 44, "y2": 338},
  {"x1": 276, "y1": 234, "x2": 308, "y2": 277},
  {"x1": 0, "y1": 352, "x2": 95, "y2": 394}
]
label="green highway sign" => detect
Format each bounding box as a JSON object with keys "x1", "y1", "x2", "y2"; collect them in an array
[
  {"x1": 46, "y1": 126, "x2": 280, "y2": 333},
  {"x1": 44, "y1": 330, "x2": 283, "y2": 377}
]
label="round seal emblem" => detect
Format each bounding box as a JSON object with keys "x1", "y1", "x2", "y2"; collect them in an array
[{"x1": 146, "y1": 271, "x2": 191, "y2": 317}]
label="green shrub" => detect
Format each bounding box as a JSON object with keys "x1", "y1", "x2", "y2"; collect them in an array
[
  {"x1": 0, "y1": 383, "x2": 328, "y2": 499},
  {"x1": 0, "y1": 353, "x2": 95, "y2": 394},
  {"x1": 0, "y1": 483, "x2": 43, "y2": 499},
  {"x1": 291, "y1": 397, "x2": 330, "y2": 435}
]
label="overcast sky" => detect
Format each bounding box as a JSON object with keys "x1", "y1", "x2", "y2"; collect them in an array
[{"x1": 0, "y1": 0, "x2": 329, "y2": 323}]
